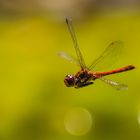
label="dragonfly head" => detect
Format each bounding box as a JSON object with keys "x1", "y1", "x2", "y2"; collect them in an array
[{"x1": 64, "y1": 74, "x2": 76, "y2": 87}]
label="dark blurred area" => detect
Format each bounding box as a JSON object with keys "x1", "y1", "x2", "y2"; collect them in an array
[{"x1": 0, "y1": 0, "x2": 140, "y2": 18}]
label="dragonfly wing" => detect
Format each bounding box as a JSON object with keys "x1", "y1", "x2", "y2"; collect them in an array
[
  {"x1": 66, "y1": 18, "x2": 87, "y2": 69},
  {"x1": 99, "y1": 77, "x2": 128, "y2": 90},
  {"x1": 88, "y1": 41, "x2": 123, "y2": 71},
  {"x1": 58, "y1": 51, "x2": 80, "y2": 66}
]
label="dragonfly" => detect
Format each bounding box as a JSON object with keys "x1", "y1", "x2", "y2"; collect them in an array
[{"x1": 58, "y1": 18, "x2": 135, "y2": 90}]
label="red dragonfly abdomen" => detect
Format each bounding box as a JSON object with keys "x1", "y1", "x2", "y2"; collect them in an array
[{"x1": 94, "y1": 65, "x2": 135, "y2": 77}]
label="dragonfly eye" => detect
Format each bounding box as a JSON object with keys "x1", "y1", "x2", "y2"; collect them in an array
[{"x1": 64, "y1": 74, "x2": 75, "y2": 87}]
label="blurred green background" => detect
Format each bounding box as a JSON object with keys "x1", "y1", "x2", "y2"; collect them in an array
[{"x1": 0, "y1": 0, "x2": 140, "y2": 140}]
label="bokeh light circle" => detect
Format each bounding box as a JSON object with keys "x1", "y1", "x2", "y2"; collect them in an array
[{"x1": 64, "y1": 107, "x2": 93, "y2": 136}]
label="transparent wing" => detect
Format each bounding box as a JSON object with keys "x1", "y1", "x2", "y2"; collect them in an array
[
  {"x1": 58, "y1": 51, "x2": 80, "y2": 66},
  {"x1": 88, "y1": 41, "x2": 123, "y2": 71},
  {"x1": 66, "y1": 18, "x2": 86, "y2": 69},
  {"x1": 99, "y1": 77, "x2": 128, "y2": 90}
]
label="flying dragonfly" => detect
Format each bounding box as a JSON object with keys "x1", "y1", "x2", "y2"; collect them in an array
[{"x1": 58, "y1": 18, "x2": 135, "y2": 90}]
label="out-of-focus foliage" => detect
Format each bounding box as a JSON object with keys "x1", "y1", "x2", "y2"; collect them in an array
[
  {"x1": 1, "y1": 0, "x2": 140, "y2": 18},
  {"x1": 0, "y1": 1, "x2": 140, "y2": 140}
]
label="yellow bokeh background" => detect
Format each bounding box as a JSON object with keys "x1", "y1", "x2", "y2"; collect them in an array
[{"x1": 0, "y1": 10, "x2": 140, "y2": 140}]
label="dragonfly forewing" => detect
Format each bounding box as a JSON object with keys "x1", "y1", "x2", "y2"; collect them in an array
[
  {"x1": 88, "y1": 41, "x2": 123, "y2": 71},
  {"x1": 58, "y1": 51, "x2": 80, "y2": 66},
  {"x1": 66, "y1": 18, "x2": 87, "y2": 69}
]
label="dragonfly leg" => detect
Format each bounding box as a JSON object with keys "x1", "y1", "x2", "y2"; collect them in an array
[{"x1": 75, "y1": 82, "x2": 93, "y2": 88}]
